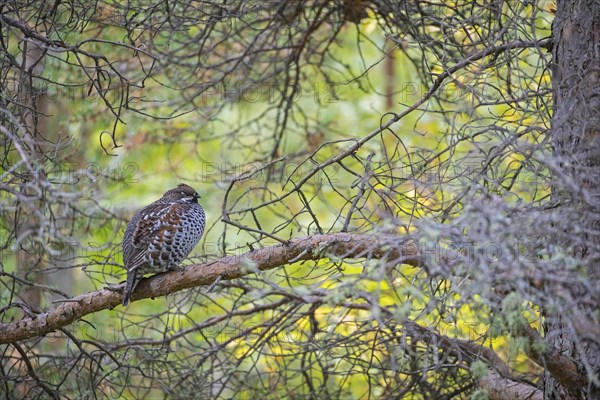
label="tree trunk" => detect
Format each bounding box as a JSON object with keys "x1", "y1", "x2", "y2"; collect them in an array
[
  {"x1": 17, "y1": 39, "x2": 48, "y2": 309},
  {"x1": 548, "y1": 0, "x2": 600, "y2": 399}
]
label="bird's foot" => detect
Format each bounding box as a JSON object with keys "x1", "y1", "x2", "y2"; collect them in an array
[{"x1": 170, "y1": 264, "x2": 185, "y2": 272}]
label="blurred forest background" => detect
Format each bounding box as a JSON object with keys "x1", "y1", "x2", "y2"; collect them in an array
[{"x1": 1, "y1": 1, "x2": 598, "y2": 399}]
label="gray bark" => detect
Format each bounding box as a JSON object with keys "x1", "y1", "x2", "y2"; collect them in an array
[{"x1": 547, "y1": 0, "x2": 600, "y2": 398}]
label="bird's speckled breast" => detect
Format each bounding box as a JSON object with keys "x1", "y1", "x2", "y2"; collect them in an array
[{"x1": 146, "y1": 203, "x2": 206, "y2": 272}]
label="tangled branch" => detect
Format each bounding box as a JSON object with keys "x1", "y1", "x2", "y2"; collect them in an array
[{"x1": 0, "y1": 233, "x2": 419, "y2": 344}]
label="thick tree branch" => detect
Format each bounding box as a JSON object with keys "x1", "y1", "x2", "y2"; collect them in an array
[
  {"x1": 519, "y1": 323, "x2": 585, "y2": 396},
  {"x1": 348, "y1": 301, "x2": 539, "y2": 398},
  {"x1": 0, "y1": 233, "x2": 420, "y2": 344},
  {"x1": 479, "y1": 369, "x2": 542, "y2": 400}
]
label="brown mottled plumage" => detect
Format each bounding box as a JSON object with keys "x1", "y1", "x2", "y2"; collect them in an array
[{"x1": 122, "y1": 184, "x2": 205, "y2": 306}]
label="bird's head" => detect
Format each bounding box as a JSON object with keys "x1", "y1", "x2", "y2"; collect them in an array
[{"x1": 162, "y1": 183, "x2": 201, "y2": 204}]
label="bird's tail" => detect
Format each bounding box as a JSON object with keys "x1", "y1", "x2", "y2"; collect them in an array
[{"x1": 122, "y1": 267, "x2": 139, "y2": 306}]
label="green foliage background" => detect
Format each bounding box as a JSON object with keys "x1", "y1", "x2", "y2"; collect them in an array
[{"x1": 0, "y1": 2, "x2": 567, "y2": 398}]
